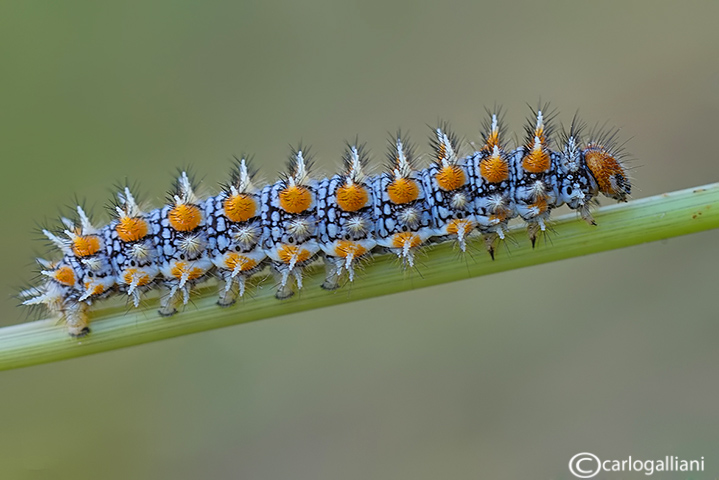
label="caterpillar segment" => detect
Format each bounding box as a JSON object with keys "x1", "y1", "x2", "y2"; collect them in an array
[
  {"x1": 157, "y1": 172, "x2": 213, "y2": 316},
  {"x1": 467, "y1": 112, "x2": 515, "y2": 259},
  {"x1": 261, "y1": 148, "x2": 320, "y2": 299},
  {"x1": 205, "y1": 158, "x2": 266, "y2": 306},
  {"x1": 372, "y1": 133, "x2": 433, "y2": 268},
  {"x1": 20, "y1": 258, "x2": 91, "y2": 337},
  {"x1": 513, "y1": 108, "x2": 559, "y2": 246},
  {"x1": 106, "y1": 187, "x2": 160, "y2": 308},
  {"x1": 421, "y1": 124, "x2": 477, "y2": 252},
  {"x1": 317, "y1": 143, "x2": 376, "y2": 290},
  {"x1": 553, "y1": 117, "x2": 597, "y2": 224},
  {"x1": 22, "y1": 206, "x2": 115, "y2": 337}
]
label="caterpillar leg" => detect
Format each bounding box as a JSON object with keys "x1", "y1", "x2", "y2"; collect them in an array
[
  {"x1": 64, "y1": 301, "x2": 91, "y2": 338},
  {"x1": 272, "y1": 263, "x2": 304, "y2": 300}
]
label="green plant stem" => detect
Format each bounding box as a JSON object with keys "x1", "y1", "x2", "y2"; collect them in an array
[{"x1": 1, "y1": 183, "x2": 718, "y2": 371}]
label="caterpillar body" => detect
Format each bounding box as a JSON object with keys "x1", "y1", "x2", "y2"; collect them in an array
[{"x1": 21, "y1": 107, "x2": 631, "y2": 337}]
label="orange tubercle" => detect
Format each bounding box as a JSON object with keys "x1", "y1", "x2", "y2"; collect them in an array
[
  {"x1": 529, "y1": 197, "x2": 548, "y2": 214},
  {"x1": 489, "y1": 203, "x2": 514, "y2": 223},
  {"x1": 336, "y1": 184, "x2": 369, "y2": 212},
  {"x1": 279, "y1": 185, "x2": 312, "y2": 214},
  {"x1": 489, "y1": 210, "x2": 509, "y2": 223},
  {"x1": 170, "y1": 261, "x2": 205, "y2": 281},
  {"x1": 224, "y1": 253, "x2": 258, "y2": 272},
  {"x1": 122, "y1": 268, "x2": 151, "y2": 286},
  {"x1": 72, "y1": 235, "x2": 101, "y2": 257},
  {"x1": 334, "y1": 240, "x2": 367, "y2": 258},
  {"x1": 84, "y1": 281, "x2": 108, "y2": 296},
  {"x1": 168, "y1": 204, "x2": 202, "y2": 232},
  {"x1": 446, "y1": 219, "x2": 474, "y2": 235},
  {"x1": 522, "y1": 145, "x2": 551, "y2": 173},
  {"x1": 116, "y1": 217, "x2": 148, "y2": 242},
  {"x1": 53, "y1": 265, "x2": 76, "y2": 286},
  {"x1": 224, "y1": 194, "x2": 257, "y2": 222},
  {"x1": 387, "y1": 178, "x2": 419, "y2": 204},
  {"x1": 277, "y1": 245, "x2": 312, "y2": 264},
  {"x1": 480, "y1": 153, "x2": 509, "y2": 183},
  {"x1": 435, "y1": 165, "x2": 465, "y2": 191},
  {"x1": 391, "y1": 232, "x2": 422, "y2": 249}
]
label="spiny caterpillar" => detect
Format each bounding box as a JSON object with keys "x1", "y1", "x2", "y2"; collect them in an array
[{"x1": 21, "y1": 107, "x2": 631, "y2": 337}]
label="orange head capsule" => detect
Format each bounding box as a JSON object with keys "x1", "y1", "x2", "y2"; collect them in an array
[{"x1": 584, "y1": 143, "x2": 630, "y2": 201}]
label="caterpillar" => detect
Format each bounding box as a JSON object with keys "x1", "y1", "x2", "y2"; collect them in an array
[{"x1": 20, "y1": 107, "x2": 631, "y2": 337}]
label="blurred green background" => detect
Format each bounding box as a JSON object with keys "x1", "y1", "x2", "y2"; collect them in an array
[{"x1": 1, "y1": 1, "x2": 718, "y2": 478}]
